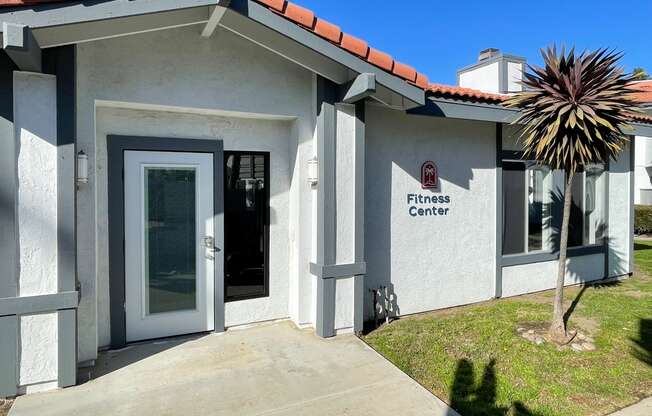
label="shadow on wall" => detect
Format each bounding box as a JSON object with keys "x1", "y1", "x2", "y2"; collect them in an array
[
  {"x1": 447, "y1": 359, "x2": 544, "y2": 416},
  {"x1": 364, "y1": 113, "x2": 494, "y2": 326},
  {"x1": 631, "y1": 319, "x2": 652, "y2": 367}
]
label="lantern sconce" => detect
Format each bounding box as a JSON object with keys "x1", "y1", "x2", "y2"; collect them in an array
[
  {"x1": 77, "y1": 150, "x2": 88, "y2": 185},
  {"x1": 307, "y1": 157, "x2": 319, "y2": 187}
]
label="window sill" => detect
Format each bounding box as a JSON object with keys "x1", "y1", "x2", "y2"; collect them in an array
[{"x1": 502, "y1": 243, "x2": 606, "y2": 267}]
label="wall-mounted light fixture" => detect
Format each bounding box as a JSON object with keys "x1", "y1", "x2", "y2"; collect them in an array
[
  {"x1": 77, "y1": 150, "x2": 88, "y2": 185},
  {"x1": 307, "y1": 157, "x2": 319, "y2": 186}
]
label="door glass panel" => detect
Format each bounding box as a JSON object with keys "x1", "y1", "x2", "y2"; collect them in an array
[{"x1": 144, "y1": 167, "x2": 197, "y2": 314}]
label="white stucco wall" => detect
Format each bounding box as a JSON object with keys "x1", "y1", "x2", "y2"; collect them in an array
[
  {"x1": 634, "y1": 135, "x2": 652, "y2": 204},
  {"x1": 501, "y1": 254, "x2": 605, "y2": 298},
  {"x1": 94, "y1": 107, "x2": 294, "y2": 345},
  {"x1": 76, "y1": 25, "x2": 316, "y2": 356},
  {"x1": 332, "y1": 104, "x2": 358, "y2": 332},
  {"x1": 14, "y1": 71, "x2": 59, "y2": 392},
  {"x1": 365, "y1": 106, "x2": 497, "y2": 318},
  {"x1": 458, "y1": 61, "x2": 500, "y2": 94},
  {"x1": 507, "y1": 61, "x2": 524, "y2": 93},
  {"x1": 608, "y1": 142, "x2": 634, "y2": 276}
]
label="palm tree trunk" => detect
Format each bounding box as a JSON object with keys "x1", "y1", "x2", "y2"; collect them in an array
[{"x1": 549, "y1": 173, "x2": 574, "y2": 341}]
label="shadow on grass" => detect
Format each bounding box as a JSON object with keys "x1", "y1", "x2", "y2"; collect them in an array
[
  {"x1": 631, "y1": 319, "x2": 652, "y2": 367},
  {"x1": 563, "y1": 280, "x2": 620, "y2": 327},
  {"x1": 634, "y1": 242, "x2": 652, "y2": 251},
  {"x1": 448, "y1": 359, "x2": 544, "y2": 416}
]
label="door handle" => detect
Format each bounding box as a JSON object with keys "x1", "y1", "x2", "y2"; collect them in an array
[{"x1": 202, "y1": 236, "x2": 216, "y2": 251}]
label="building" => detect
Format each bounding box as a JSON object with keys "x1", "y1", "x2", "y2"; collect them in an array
[
  {"x1": 1, "y1": 0, "x2": 651, "y2": 398},
  {"x1": 632, "y1": 81, "x2": 652, "y2": 204}
]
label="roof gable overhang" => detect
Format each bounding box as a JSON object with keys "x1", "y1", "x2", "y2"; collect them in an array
[
  {"x1": 0, "y1": 0, "x2": 424, "y2": 109},
  {"x1": 412, "y1": 96, "x2": 652, "y2": 137}
]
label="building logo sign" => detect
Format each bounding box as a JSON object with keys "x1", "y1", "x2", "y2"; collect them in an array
[
  {"x1": 421, "y1": 161, "x2": 438, "y2": 189},
  {"x1": 407, "y1": 160, "x2": 451, "y2": 217}
]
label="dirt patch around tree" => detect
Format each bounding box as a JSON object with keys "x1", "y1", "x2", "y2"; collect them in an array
[
  {"x1": 517, "y1": 322, "x2": 597, "y2": 352},
  {"x1": 0, "y1": 399, "x2": 13, "y2": 416}
]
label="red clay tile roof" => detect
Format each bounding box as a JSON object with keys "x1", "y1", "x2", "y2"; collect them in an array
[
  {"x1": 1, "y1": 0, "x2": 651, "y2": 118},
  {"x1": 630, "y1": 80, "x2": 652, "y2": 104},
  {"x1": 253, "y1": 0, "x2": 508, "y2": 102}
]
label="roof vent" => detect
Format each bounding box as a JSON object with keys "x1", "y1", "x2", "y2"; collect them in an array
[{"x1": 478, "y1": 48, "x2": 500, "y2": 62}]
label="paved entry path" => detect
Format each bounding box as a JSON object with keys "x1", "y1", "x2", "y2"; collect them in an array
[{"x1": 10, "y1": 321, "x2": 455, "y2": 416}]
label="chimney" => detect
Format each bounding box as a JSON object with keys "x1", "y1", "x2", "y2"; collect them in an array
[{"x1": 457, "y1": 48, "x2": 526, "y2": 94}]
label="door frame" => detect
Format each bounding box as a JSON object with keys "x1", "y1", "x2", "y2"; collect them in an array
[{"x1": 108, "y1": 135, "x2": 224, "y2": 349}]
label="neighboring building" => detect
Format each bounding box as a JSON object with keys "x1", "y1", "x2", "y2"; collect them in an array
[
  {"x1": 1, "y1": 0, "x2": 651, "y2": 398},
  {"x1": 632, "y1": 81, "x2": 652, "y2": 204}
]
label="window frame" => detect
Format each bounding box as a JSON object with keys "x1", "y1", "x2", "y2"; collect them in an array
[
  {"x1": 223, "y1": 150, "x2": 271, "y2": 303},
  {"x1": 499, "y1": 150, "x2": 608, "y2": 267},
  {"x1": 501, "y1": 158, "x2": 552, "y2": 256}
]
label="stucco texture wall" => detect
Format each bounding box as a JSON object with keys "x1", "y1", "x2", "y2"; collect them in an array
[
  {"x1": 364, "y1": 106, "x2": 497, "y2": 318},
  {"x1": 14, "y1": 71, "x2": 59, "y2": 392},
  {"x1": 76, "y1": 25, "x2": 316, "y2": 356},
  {"x1": 501, "y1": 254, "x2": 605, "y2": 298}
]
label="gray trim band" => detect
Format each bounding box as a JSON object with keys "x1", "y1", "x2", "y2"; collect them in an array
[
  {"x1": 107, "y1": 135, "x2": 224, "y2": 348},
  {"x1": 457, "y1": 53, "x2": 526, "y2": 74},
  {"x1": 409, "y1": 97, "x2": 519, "y2": 123},
  {"x1": 309, "y1": 262, "x2": 366, "y2": 279},
  {"x1": 0, "y1": 291, "x2": 79, "y2": 317},
  {"x1": 501, "y1": 244, "x2": 607, "y2": 267},
  {"x1": 0, "y1": 0, "x2": 217, "y2": 28}
]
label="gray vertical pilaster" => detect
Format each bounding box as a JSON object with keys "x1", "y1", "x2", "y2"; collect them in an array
[
  {"x1": 353, "y1": 101, "x2": 365, "y2": 332},
  {"x1": 629, "y1": 137, "x2": 635, "y2": 273},
  {"x1": 315, "y1": 75, "x2": 337, "y2": 338},
  {"x1": 0, "y1": 316, "x2": 18, "y2": 397},
  {"x1": 604, "y1": 159, "x2": 610, "y2": 279},
  {"x1": 494, "y1": 123, "x2": 503, "y2": 298},
  {"x1": 43, "y1": 45, "x2": 78, "y2": 390},
  {"x1": 0, "y1": 50, "x2": 17, "y2": 398},
  {"x1": 57, "y1": 309, "x2": 76, "y2": 387},
  {"x1": 0, "y1": 51, "x2": 17, "y2": 299},
  {"x1": 214, "y1": 141, "x2": 225, "y2": 333}
]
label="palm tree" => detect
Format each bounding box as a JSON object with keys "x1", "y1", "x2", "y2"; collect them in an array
[{"x1": 506, "y1": 47, "x2": 641, "y2": 342}]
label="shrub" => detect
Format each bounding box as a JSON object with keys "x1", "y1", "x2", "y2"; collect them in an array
[{"x1": 635, "y1": 205, "x2": 652, "y2": 234}]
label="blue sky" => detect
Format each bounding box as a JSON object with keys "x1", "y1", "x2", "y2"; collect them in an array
[{"x1": 296, "y1": 0, "x2": 651, "y2": 85}]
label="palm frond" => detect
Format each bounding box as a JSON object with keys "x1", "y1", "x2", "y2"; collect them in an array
[{"x1": 506, "y1": 47, "x2": 642, "y2": 173}]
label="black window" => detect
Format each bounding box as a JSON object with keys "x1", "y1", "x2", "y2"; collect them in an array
[{"x1": 224, "y1": 152, "x2": 269, "y2": 302}]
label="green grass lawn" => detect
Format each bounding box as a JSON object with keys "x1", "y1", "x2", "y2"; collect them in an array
[{"x1": 364, "y1": 242, "x2": 652, "y2": 416}]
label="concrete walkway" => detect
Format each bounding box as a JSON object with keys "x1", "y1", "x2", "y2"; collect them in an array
[
  {"x1": 10, "y1": 321, "x2": 455, "y2": 416},
  {"x1": 609, "y1": 398, "x2": 652, "y2": 416}
]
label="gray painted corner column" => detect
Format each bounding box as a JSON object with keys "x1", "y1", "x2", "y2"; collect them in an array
[
  {"x1": 352, "y1": 100, "x2": 365, "y2": 333},
  {"x1": 313, "y1": 76, "x2": 367, "y2": 337},
  {"x1": 494, "y1": 123, "x2": 503, "y2": 299},
  {"x1": 0, "y1": 50, "x2": 17, "y2": 398},
  {"x1": 314, "y1": 76, "x2": 337, "y2": 338},
  {"x1": 43, "y1": 45, "x2": 78, "y2": 389},
  {"x1": 630, "y1": 137, "x2": 635, "y2": 273}
]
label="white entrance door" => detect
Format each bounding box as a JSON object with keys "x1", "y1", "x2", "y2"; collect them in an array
[{"x1": 124, "y1": 151, "x2": 215, "y2": 342}]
